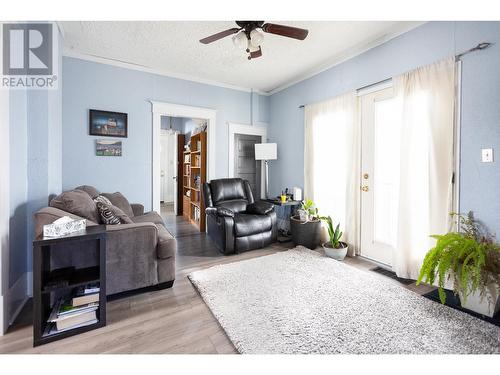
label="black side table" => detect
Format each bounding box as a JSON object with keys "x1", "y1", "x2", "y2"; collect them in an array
[
  {"x1": 33, "y1": 225, "x2": 106, "y2": 347},
  {"x1": 263, "y1": 199, "x2": 302, "y2": 242}
]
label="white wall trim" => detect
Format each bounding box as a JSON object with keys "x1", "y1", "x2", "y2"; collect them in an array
[
  {"x1": 227, "y1": 122, "x2": 268, "y2": 198},
  {"x1": 0, "y1": 24, "x2": 10, "y2": 333},
  {"x1": 151, "y1": 101, "x2": 217, "y2": 213},
  {"x1": 64, "y1": 50, "x2": 269, "y2": 96}
]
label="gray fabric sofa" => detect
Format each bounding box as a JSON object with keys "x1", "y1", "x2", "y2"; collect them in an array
[{"x1": 34, "y1": 185, "x2": 176, "y2": 295}]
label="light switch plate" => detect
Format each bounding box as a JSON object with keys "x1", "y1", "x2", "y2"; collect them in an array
[{"x1": 481, "y1": 148, "x2": 494, "y2": 163}]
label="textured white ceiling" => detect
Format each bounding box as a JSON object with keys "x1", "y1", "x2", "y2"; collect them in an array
[{"x1": 60, "y1": 21, "x2": 421, "y2": 93}]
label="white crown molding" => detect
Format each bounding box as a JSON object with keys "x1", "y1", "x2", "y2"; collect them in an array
[
  {"x1": 267, "y1": 22, "x2": 425, "y2": 95},
  {"x1": 62, "y1": 49, "x2": 270, "y2": 96}
]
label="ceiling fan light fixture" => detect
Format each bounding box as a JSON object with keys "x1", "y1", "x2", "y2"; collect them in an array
[
  {"x1": 250, "y1": 29, "x2": 264, "y2": 48},
  {"x1": 232, "y1": 31, "x2": 247, "y2": 49}
]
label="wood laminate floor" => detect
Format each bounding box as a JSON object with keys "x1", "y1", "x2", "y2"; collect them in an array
[{"x1": 0, "y1": 215, "x2": 434, "y2": 354}]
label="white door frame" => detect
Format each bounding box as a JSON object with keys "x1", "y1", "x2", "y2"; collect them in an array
[
  {"x1": 151, "y1": 101, "x2": 216, "y2": 213},
  {"x1": 0, "y1": 60, "x2": 9, "y2": 335},
  {"x1": 228, "y1": 122, "x2": 267, "y2": 198}
]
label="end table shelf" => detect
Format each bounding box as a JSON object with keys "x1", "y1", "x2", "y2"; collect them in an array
[{"x1": 33, "y1": 225, "x2": 107, "y2": 347}]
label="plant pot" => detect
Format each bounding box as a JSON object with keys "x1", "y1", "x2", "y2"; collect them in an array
[
  {"x1": 290, "y1": 216, "x2": 321, "y2": 250},
  {"x1": 459, "y1": 288, "x2": 500, "y2": 318},
  {"x1": 323, "y1": 242, "x2": 348, "y2": 261}
]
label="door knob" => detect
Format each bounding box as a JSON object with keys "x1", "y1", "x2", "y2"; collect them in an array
[
  {"x1": 363, "y1": 173, "x2": 369, "y2": 179},
  {"x1": 361, "y1": 186, "x2": 369, "y2": 192}
]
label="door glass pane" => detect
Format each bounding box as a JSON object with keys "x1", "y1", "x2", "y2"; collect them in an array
[{"x1": 373, "y1": 98, "x2": 400, "y2": 247}]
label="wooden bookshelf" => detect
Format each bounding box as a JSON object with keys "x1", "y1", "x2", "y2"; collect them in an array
[
  {"x1": 182, "y1": 131, "x2": 207, "y2": 231},
  {"x1": 190, "y1": 131, "x2": 206, "y2": 231},
  {"x1": 182, "y1": 150, "x2": 191, "y2": 220}
]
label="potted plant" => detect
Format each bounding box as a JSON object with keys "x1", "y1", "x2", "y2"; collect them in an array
[
  {"x1": 417, "y1": 212, "x2": 500, "y2": 317},
  {"x1": 290, "y1": 199, "x2": 322, "y2": 250},
  {"x1": 320, "y1": 216, "x2": 348, "y2": 260}
]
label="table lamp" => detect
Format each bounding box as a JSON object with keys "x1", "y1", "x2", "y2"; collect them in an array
[{"x1": 255, "y1": 143, "x2": 277, "y2": 199}]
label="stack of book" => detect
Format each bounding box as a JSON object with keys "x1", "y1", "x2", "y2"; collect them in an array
[{"x1": 46, "y1": 284, "x2": 100, "y2": 335}]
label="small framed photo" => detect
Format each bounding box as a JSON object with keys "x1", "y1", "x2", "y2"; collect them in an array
[
  {"x1": 96, "y1": 139, "x2": 122, "y2": 157},
  {"x1": 89, "y1": 109, "x2": 127, "y2": 138}
]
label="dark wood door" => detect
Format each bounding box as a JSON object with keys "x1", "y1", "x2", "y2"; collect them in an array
[{"x1": 234, "y1": 134, "x2": 262, "y2": 200}]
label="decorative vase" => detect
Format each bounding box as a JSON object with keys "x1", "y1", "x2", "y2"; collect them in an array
[
  {"x1": 322, "y1": 242, "x2": 348, "y2": 261},
  {"x1": 290, "y1": 216, "x2": 321, "y2": 250},
  {"x1": 459, "y1": 288, "x2": 500, "y2": 318}
]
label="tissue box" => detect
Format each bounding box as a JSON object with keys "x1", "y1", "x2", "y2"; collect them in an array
[{"x1": 43, "y1": 217, "x2": 86, "y2": 238}]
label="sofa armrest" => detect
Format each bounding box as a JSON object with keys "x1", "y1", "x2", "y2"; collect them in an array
[
  {"x1": 246, "y1": 201, "x2": 274, "y2": 215},
  {"x1": 34, "y1": 207, "x2": 98, "y2": 239},
  {"x1": 131, "y1": 203, "x2": 144, "y2": 217},
  {"x1": 206, "y1": 206, "x2": 234, "y2": 218},
  {"x1": 105, "y1": 222, "x2": 159, "y2": 294}
]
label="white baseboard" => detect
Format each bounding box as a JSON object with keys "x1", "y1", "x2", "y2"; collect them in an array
[{"x1": 7, "y1": 272, "x2": 29, "y2": 327}]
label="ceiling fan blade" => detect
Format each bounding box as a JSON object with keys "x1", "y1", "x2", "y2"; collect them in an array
[
  {"x1": 199, "y1": 28, "x2": 240, "y2": 44},
  {"x1": 249, "y1": 46, "x2": 262, "y2": 59},
  {"x1": 262, "y1": 23, "x2": 308, "y2": 40}
]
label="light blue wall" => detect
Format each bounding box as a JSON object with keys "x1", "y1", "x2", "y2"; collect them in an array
[
  {"x1": 268, "y1": 21, "x2": 500, "y2": 236},
  {"x1": 7, "y1": 23, "x2": 62, "y2": 301},
  {"x1": 9, "y1": 89, "x2": 28, "y2": 287},
  {"x1": 62, "y1": 57, "x2": 268, "y2": 210}
]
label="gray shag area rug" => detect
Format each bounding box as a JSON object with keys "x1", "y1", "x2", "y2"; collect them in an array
[{"x1": 188, "y1": 247, "x2": 500, "y2": 354}]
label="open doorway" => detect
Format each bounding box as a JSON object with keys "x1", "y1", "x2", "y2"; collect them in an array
[
  {"x1": 159, "y1": 115, "x2": 207, "y2": 220},
  {"x1": 228, "y1": 123, "x2": 267, "y2": 199}
]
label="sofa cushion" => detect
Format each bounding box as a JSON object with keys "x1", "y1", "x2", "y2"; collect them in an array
[
  {"x1": 234, "y1": 213, "x2": 272, "y2": 237},
  {"x1": 210, "y1": 178, "x2": 247, "y2": 204},
  {"x1": 96, "y1": 201, "x2": 133, "y2": 225},
  {"x1": 156, "y1": 224, "x2": 176, "y2": 259},
  {"x1": 75, "y1": 185, "x2": 101, "y2": 199},
  {"x1": 131, "y1": 211, "x2": 165, "y2": 225},
  {"x1": 215, "y1": 199, "x2": 248, "y2": 213},
  {"x1": 50, "y1": 189, "x2": 101, "y2": 224},
  {"x1": 94, "y1": 195, "x2": 112, "y2": 206},
  {"x1": 102, "y1": 192, "x2": 134, "y2": 218}
]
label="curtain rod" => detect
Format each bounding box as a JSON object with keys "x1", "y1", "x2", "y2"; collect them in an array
[{"x1": 298, "y1": 42, "x2": 492, "y2": 109}]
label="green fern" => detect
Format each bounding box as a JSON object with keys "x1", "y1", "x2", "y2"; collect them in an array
[{"x1": 416, "y1": 212, "x2": 500, "y2": 304}]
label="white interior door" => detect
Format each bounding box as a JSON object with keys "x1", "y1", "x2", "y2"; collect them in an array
[
  {"x1": 160, "y1": 135, "x2": 168, "y2": 202},
  {"x1": 360, "y1": 87, "x2": 401, "y2": 266},
  {"x1": 172, "y1": 133, "x2": 178, "y2": 214},
  {"x1": 160, "y1": 132, "x2": 178, "y2": 211}
]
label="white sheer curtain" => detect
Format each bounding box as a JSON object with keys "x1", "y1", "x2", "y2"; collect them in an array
[
  {"x1": 393, "y1": 57, "x2": 457, "y2": 279},
  {"x1": 304, "y1": 92, "x2": 360, "y2": 256}
]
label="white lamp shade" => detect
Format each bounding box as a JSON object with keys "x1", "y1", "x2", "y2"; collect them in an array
[{"x1": 255, "y1": 143, "x2": 277, "y2": 160}]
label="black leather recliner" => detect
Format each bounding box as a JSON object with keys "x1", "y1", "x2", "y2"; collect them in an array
[{"x1": 202, "y1": 178, "x2": 277, "y2": 255}]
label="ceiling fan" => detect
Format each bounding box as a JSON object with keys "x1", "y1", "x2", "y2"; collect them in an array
[{"x1": 199, "y1": 21, "x2": 309, "y2": 60}]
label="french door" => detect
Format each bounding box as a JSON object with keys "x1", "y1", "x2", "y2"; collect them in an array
[{"x1": 360, "y1": 87, "x2": 401, "y2": 266}]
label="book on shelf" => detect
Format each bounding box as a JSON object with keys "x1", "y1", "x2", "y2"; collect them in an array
[
  {"x1": 72, "y1": 292, "x2": 99, "y2": 307},
  {"x1": 47, "y1": 293, "x2": 99, "y2": 333},
  {"x1": 46, "y1": 319, "x2": 98, "y2": 335},
  {"x1": 72, "y1": 283, "x2": 100, "y2": 306},
  {"x1": 48, "y1": 299, "x2": 99, "y2": 321},
  {"x1": 53, "y1": 310, "x2": 97, "y2": 331}
]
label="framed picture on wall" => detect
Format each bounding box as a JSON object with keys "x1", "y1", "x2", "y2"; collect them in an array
[
  {"x1": 89, "y1": 109, "x2": 128, "y2": 138},
  {"x1": 96, "y1": 139, "x2": 122, "y2": 156}
]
